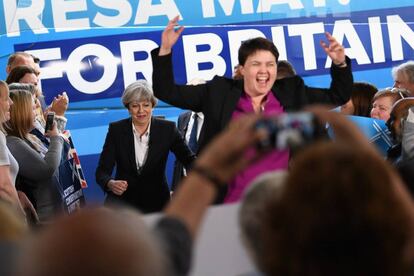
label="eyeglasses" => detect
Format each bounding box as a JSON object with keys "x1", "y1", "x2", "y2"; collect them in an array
[{"x1": 383, "y1": 87, "x2": 409, "y2": 99}]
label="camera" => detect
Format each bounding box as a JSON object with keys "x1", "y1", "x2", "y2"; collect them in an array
[
  {"x1": 45, "y1": 112, "x2": 55, "y2": 132},
  {"x1": 255, "y1": 112, "x2": 323, "y2": 150}
]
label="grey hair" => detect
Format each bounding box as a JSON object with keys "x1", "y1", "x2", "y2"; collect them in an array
[
  {"x1": 8, "y1": 82, "x2": 37, "y2": 96},
  {"x1": 239, "y1": 170, "x2": 287, "y2": 271},
  {"x1": 122, "y1": 80, "x2": 157, "y2": 108},
  {"x1": 392, "y1": 61, "x2": 414, "y2": 84}
]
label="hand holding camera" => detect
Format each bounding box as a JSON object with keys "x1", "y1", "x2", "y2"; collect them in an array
[
  {"x1": 255, "y1": 112, "x2": 326, "y2": 151},
  {"x1": 44, "y1": 112, "x2": 58, "y2": 137}
]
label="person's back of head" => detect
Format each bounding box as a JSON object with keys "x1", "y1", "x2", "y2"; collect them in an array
[
  {"x1": 277, "y1": 60, "x2": 296, "y2": 80},
  {"x1": 261, "y1": 142, "x2": 414, "y2": 276},
  {"x1": 239, "y1": 171, "x2": 287, "y2": 272},
  {"x1": 17, "y1": 207, "x2": 166, "y2": 276},
  {"x1": 351, "y1": 82, "x2": 378, "y2": 117},
  {"x1": 6, "y1": 65, "x2": 38, "y2": 85},
  {"x1": 387, "y1": 97, "x2": 414, "y2": 144},
  {"x1": 0, "y1": 199, "x2": 27, "y2": 240},
  {"x1": 0, "y1": 199, "x2": 27, "y2": 276}
]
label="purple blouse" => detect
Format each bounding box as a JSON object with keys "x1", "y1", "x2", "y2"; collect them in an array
[{"x1": 224, "y1": 91, "x2": 289, "y2": 203}]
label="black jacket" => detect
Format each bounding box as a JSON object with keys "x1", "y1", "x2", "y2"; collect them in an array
[
  {"x1": 95, "y1": 117, "x2": 195, "y2": 213},
  {"x1": 171, "y1": 111, "x2": 191, "y2": 191},
  {"x1": 152, "y1": 48, "x2": 353, "y2": 153},
  {"x1": 151, "y1": 48, "x2": 353, "y2": 202}
]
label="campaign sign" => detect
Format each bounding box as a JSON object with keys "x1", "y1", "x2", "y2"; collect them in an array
[
  {"x1": 58, "y1": 131, "x2": 87, "y2": 214},
  {"x1": 12, "y1": 5, "x2": 414, "y2": 108},
  {"x1": 348, "y1": 115, "x2": 393, "y2": 156}
]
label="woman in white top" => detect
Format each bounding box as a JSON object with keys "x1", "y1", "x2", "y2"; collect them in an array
[{"x1": 0, "y1": 81, "x2": 20, "y2": 207}]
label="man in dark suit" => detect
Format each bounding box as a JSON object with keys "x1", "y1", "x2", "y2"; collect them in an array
[
  {"x1": 171, "y1": 111, "x2": 204, "y2": 191},
  {"x1": 95, "y1": 80, "x2": 195, "y2": 213}
]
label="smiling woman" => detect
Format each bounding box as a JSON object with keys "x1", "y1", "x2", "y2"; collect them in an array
[
  {"x1": 151, "y1": 15, "x2": 354, "y2": 203},
  {"x1": 95, "y1": 80, "x2": 195, "y2": 213},
  {"x1": 371, "y1": 88, "x2": 410, "y2": 122},
  {"x1": 237, "y1": 38, "x2": 278, "y2": 113}
]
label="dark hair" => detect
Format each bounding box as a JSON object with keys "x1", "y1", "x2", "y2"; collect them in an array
[
  {"x1": 351, "y1": 82, "x2": 378, "y2": 117},
  {"x1": 238, "y1": 37, "x2": 279, "y2": 66},
  {"x1": 6, "y1": 65, "x2": 37, "y2": 84},
  {"x1": 31, "y1": 55, "x2": 40, "y2": 64},
  {"x1": 262, "y1": 142, "x2": 412, "y2": 276},
  {"x1": 277, "y1": 60, "x2": 296, "y2": 79}
]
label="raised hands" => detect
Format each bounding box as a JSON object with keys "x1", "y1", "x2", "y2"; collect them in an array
[
  {"x1": 320, "y1": 32, "x2": 346, "y2": 66},
  {"x1": 50, "y1": 92, "x2": 69, "y2": 116},
  {"x1": 159, "y1": 15, "x2": 185, "y2": 56}
]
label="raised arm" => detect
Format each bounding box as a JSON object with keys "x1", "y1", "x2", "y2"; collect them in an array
[
  {"x1": 320, "y1": 32, "x2": 346, "y2": 67},
  {"x1": 312, "y1": 32, "x2": 352, "y2": 105},
  {"x1": 159, "y1": 15, "x2": 185, "y2": 56},
  {"x1": 151, "y1": 16, "x2": 206, "y2": 112}
]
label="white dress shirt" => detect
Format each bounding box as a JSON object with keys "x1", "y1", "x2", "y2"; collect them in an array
[
  {"x1": 185, "y1": 112, "x2": 204, "y2": 143},
  {"x1": 132, "y1": 121, "x2": 151, "y2": 170}
]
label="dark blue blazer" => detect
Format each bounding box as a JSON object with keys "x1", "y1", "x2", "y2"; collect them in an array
[{"x1": 171, "y1": 111, "x2": 192, "y2": 191}]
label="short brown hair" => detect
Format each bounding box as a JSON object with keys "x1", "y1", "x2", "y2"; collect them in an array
[
  {"x1": 262, "y1": 142, "x2": 413, "y2": 276},
  {"x1": 351, "y1": 82, "x2": 378, "y2": 117},
  {"x1": 238, "y1": 37, "x2": 279, "y2": 66},
  {"x1": 277, "y1": 60, "x2": 296, "y2": 79},
  {"x1": 373, "y1": 87, "x2": 410, "y2": 104},
  {"x1": 6, "y1": 65, "x2": 37, "y2": 85}
]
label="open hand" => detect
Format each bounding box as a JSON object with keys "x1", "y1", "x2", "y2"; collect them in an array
[
  {"x1": 50, "y1": 92, "x2": 69, "y2": 116},
  {"x1": 320, "y1": 32, "x2": 346, "y2": 66},
  {"x1": 159, "y1": 15, "x2": 184, "y2": 56}
]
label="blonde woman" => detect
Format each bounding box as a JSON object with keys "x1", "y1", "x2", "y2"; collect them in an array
[{"x1": 5, "y1": 89, "x2": 63, "y2": 222}]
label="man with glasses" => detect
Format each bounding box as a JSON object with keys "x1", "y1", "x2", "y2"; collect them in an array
[{"x1": 392, "y1": 61, "x2": 414, "y2": 95}]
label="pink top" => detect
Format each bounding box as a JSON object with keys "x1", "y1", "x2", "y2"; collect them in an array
[{"x1": 224, "y1": 91, "x2": 289, "y2": 203}]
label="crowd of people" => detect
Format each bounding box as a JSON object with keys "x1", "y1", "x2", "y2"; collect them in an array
[{"x1": 1, "y1": 15, "x2": 414, "y2": 275}]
